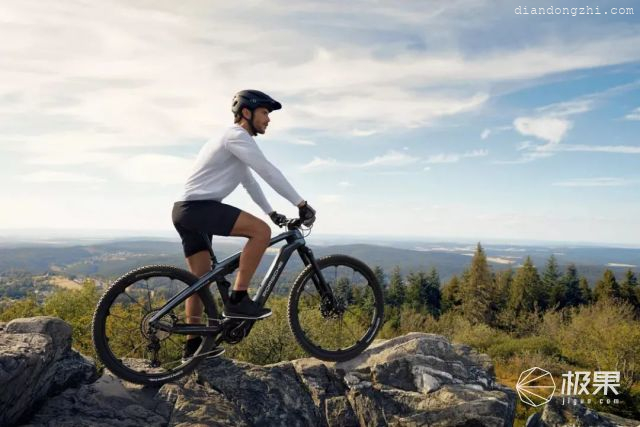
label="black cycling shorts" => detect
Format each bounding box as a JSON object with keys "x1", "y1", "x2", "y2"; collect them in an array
[{"x1": 172, "y1": 200, "x2": 242, "y2": 258}]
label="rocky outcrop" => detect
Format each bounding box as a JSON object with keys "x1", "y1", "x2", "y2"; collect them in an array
[
  {"x1": 1, "y1": 317, "x2": 639, "y2": 427},
  {"x1": 0, "y1": 317, "x2": 97, "y2": 426},
  {"x1": 21, "y1": 372, "x2": 170, "y2": 427},
  {"x1": 162, "y1": 332, "x2": 517, "y2": 427}
]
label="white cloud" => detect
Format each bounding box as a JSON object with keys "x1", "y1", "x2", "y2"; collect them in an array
[
  {"x1": 3, "y1": 0, "x2": 640, "y2": 164},
  {"x1": 504, "y1": 83, "x2": 640, "y2": 163},
  {"x1": 318, "y1": 194, "x2": 344, "y2": 204},
  {"x1": 301, "y1": 150, "x2": 419, "y2": 171},
  {"x1": 481, "y1": 129, "x2": 491, "y2": 139},
  {"x1": 536, "y1": 99, "x2": 594, "y2": 117},
  {"x1": 424, "y1": 154, "x2": 460, "y2": 164},
  {"x1": 287, "y1": 139, "x2": 316, "y2": 146},
  {"x1": 624, "y1": 107, "x2": 640, "y2": 121},
  {"x1": 19, "y1": 171, "x2": 106, "y2": 183},
  {"x1": 117, "y1": 154, "x2": 193, "y2": 185},
  {"x1": 360, "y1": 150, "x2": 419, "y2": 167},
  {"x1": 550, "y1": 144, "x2": 640, "y2": 154},
  {"x1": 464, "y1": 149, "x2": 489, "y2": 158},
  {"x1": 513, "y1": 117, "x2": 573, "y2": 145},
  {"x1": 351, "y1": 129, "x2": 378, "y2": 137},
  {"x1": 552, "y1": 177, "x2": 633, "y2": 187},
  {"x1": 26, "y1": 149, "x2": 123, "y2": 166},
  {"x1": 300, "y1": 157, "x2": 339, "y2": 172},
  {"x1": 338, "y1": 181, "x2": 353, "y2": 187},
  {"x1": 424, "y1": 149, "x2": 487, "y2": 164}
]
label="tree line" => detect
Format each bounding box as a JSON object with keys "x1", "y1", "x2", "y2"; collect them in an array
[{"x1": 378, "y1": 243, "x2": 639, "y2": 333}]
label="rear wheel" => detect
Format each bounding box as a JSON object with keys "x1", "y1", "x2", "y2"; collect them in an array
[
  {"x1": 92, "y1": 265, "x2": 220, "y2": 385},
  {"x1": 288, "y1": 255, "x2": 384, "y2": 362}
]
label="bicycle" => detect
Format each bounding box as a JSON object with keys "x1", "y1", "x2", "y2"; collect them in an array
[{"x1": 91, "y1": 217, "x2": 384, "y2": 385}]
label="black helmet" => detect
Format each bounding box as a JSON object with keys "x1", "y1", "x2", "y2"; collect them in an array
[{"x1": 231, "y1": 90, "x2": 282, "y2": 115}]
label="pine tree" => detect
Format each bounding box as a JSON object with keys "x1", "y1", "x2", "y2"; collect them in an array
[
  {"x1": 405, "y1": 271, "x2": 425, "y2": 311},
  {"x1": 508, "y1": 257, "x2": 541, "y2": 316},
  {"x1": 620, "y1": 269, "x2": 639, "y2": 310},
  {"x1": 441, "y1": 275, "x2": 462, "y2": 313},
  {"x1": 542, "y1": 255, "x2": 560, "y2": 310},
  {"x1": 560, "y1": 264, "x2": 582, "y2": 308},
  {"x1": 460, "y1": 243, "x2": 493, "y2": 324},
  {"x1": 335, "y1": 277, "x2": 353, "y2": 304},
  {"x1": 593, "y1": 269, "x2": 620, "y2": 302},
  {"x1": 578, "y1": 277, "x2": 592, "y2": 305},
  {"x1": 386, "y1": 266, "x2": 405, "y2": 307},
  {"x1": 492, "y1": 269, "x2": 513, "y2": 316},
  {"x1": 424, "y1": 267, "x2": 441, "y2": 317},
  {"x1": 373, "y1": 266, "x2": 386, "y2": 289}
]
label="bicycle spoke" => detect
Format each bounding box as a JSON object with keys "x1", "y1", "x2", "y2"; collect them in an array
[
  {"x1": 107, "y1": 312, "x2": 128, "y2": 321},
  {"x1": 167, "y1": 336, "x2": 183, "y2": 348},
  {"x1": 123, "y1": 291, "x2": 146, "y2": 311},
  {"x1": 345, "y1": 306, "x2": 370, "y2": 327},
  {"x1": 121, "y1": 342, "x2": 146, "y2": 359},
  {"x1": 342, "y1": 316, "x2": 360, "y2": 341},
  {"x1": 143, "y1": 279, "x2": 153, "y2": 311}
]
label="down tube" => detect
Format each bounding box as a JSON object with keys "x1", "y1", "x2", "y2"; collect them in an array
[{"x1": 254, "y1": 239, "x2": 305, "y2": 304}]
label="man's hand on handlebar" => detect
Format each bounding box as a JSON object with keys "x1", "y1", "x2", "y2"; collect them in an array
[
  {"x1": 298, "y1": 201, "x2": 316, "y2": 227},
  {"x1": 269, "y1": 211, "x2": 288, "y2": 227}
]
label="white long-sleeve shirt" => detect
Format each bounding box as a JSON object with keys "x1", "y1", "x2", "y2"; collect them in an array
[{"x1": 179, "y1": 124, "x2": 304, "y2": 214}]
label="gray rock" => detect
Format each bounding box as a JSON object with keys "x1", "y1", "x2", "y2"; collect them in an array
[
  {"x1": 168, "y1": 377, "x2": 249, "y2": 427},
  {"x1": 161, "y1": 333, "x2": 517, "y2": 426},
  {"x1": 21, "y1": 372, "x2": 167, "y2": 427},
  {"x1": 6, "y1": 317, "x2": 638, "y2": 427},
  {"x1": 0, "y1": 317, "x2": 97, "y2": 426},
  {"x1": 191, "y1": 358, "x2": 323, "y2": 427},
  {"x1": 525, "y1": 396, "x2": 640, "y2": 427},
  {"x1": 331, "y1": 333, "x2": 517, "y2": 427}
]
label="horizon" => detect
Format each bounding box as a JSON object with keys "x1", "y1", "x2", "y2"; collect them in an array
[
  {"x1": 1, "y1": 227, "x2": 639, "y2": 250},
  {"x1": 0, "y1": 1, "x2": 639, "y2": 245}
]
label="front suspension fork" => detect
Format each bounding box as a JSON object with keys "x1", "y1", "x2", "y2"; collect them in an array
[{"x1": 298, "y1": 246, "x2": 334, "y2": 301}]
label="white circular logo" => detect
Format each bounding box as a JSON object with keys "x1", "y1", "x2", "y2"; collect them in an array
[{"x1": 516, "y1": 367, "x2": 556, "y2": 407}]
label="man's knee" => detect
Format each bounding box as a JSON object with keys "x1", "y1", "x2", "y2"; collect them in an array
[
  {"x1": 255, "y1": 219, "x2": 271, "y2": 243},
  {"x1": 231, "y1": 212, "x2": 271, "y2": 241}
]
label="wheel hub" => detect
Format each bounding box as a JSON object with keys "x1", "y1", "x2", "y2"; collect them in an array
[
  {"x1": 320, "y1": 295, "x2": 343, "y2": 319},
  {"x1": 140, "y1": 310, "x2": 174, "y2": 341}
]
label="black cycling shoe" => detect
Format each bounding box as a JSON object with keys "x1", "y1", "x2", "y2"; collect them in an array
[
  {"x1": 223, "y1": 295, "x2": 272, "y2": 320},
  {"x1": 181, "y1": 336, "x2": 225, "y2": 363}
]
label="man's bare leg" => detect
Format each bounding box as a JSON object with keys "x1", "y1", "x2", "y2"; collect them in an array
[
  {"x1": 184, "y1": 211, "x2": 270, "y2": 334},
  {"x1": 228, "y1": 211, "x2": 271, "y2": 292},
  {"x1": 184, "y1": 251, "x2": 211, "y2": 340}
]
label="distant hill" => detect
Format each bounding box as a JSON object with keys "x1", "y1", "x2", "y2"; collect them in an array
[{"x1": 0, "y1": 238, "x2": 637, "y2": 287}]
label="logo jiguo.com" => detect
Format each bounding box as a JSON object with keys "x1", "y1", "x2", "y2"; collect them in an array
[{"x1": 516, "y1": 367, "x2": 621, "y2": 407}]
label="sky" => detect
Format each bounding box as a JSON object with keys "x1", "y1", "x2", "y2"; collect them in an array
[{"x1": 0, "y1": 0, "x2": 639, "y2": 246}]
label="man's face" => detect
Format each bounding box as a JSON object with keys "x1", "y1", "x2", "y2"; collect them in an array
[{"x1": 250, "y1": 107, "x2": 270, "y2": 134}]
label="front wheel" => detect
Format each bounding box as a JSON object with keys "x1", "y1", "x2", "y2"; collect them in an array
[{"x1": 288, "y1": 255, "x2": 384, "y2": 362}]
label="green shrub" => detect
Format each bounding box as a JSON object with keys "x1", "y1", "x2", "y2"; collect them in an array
[{"x1": 488, "y1": 336, "x2": 561, "y2": 359}]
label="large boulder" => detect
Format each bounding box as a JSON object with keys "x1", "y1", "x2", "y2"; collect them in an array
[
  {"x1": 163, "y1": 332, "x2": 517, "y2": 427},
  {"x1": 0, "y1": 317, "x2": 97, "y2": 426}
]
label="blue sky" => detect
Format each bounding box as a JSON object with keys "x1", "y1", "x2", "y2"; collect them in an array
[{"x1": 0, "y1": 0, "x2": 639, "y2": 245}]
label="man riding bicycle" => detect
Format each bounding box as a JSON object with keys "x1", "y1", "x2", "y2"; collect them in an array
[{"x1": 172, "y1": 90, "x2": 316, "y2": 360}]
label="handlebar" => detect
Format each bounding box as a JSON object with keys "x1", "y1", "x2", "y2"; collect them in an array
[{"x1": 278, "y1": 217, "x2": 304, "y2": 230}]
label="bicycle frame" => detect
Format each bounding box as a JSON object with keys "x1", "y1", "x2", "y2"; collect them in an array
[{"x1": 148, "y1": 227, "x2": 331, "y2": 333}]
